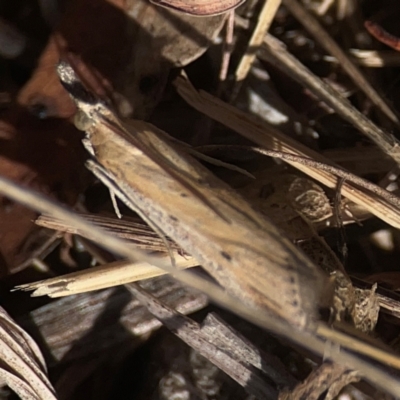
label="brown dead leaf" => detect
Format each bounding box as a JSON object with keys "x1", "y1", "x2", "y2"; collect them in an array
[{"x1": 18, "y1": 0, "x2": 225, "y2": 119}]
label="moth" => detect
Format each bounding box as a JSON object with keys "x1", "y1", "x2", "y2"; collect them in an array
[{"x1": 56, "y1": 61, "x2": 331, "y2": 331}]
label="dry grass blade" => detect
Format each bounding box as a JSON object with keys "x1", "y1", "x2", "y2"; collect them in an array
[
  {"x1": 17, "y1": 254, "x2": 198, "y2": 297},
  {"x1": 282, "y1": 0, "x2": 398, "y2": 124},
  {"x1": 1, "y1": 174, "x2": 400, "y2": 396},
  {"x1": 259, "y1": 35, "x2": 400, "y2": 164},
  {"x1": 232, "y1": 0, "x2": 282, "y2": 98},
  {"x1": 174, "y1": 74, "x2": 400, "y2": 229},
  {"x1": 218, "y1": 11, "x2": 235, "y2": 87},
  {"x1": 30, "y1": 213, "x2": 197, "y2": 296},
  {"x1": 36, "y1": 213, "x2": 181, "y2": 252},
  {"x1": 0, "y1": 306, "x2": 56, "y2": 400}
]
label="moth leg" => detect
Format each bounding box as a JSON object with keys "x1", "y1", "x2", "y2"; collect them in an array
[{"x1": 86, "y1": 160, "x2": 177, "y2": 267}]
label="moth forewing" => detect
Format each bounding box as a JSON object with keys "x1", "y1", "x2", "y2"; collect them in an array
[{"x1": 87, "y1": 113, "x2": 329, "y2": 329}]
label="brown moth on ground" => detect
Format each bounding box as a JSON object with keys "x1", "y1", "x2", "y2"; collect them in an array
[{"x1": 56, "y1": 60, "x2": 332, "y2": 331}]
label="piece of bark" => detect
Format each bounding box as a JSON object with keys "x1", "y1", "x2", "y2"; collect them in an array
[{"x1": 17, "y1": 275, "x2": 208, "y2": 363}]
